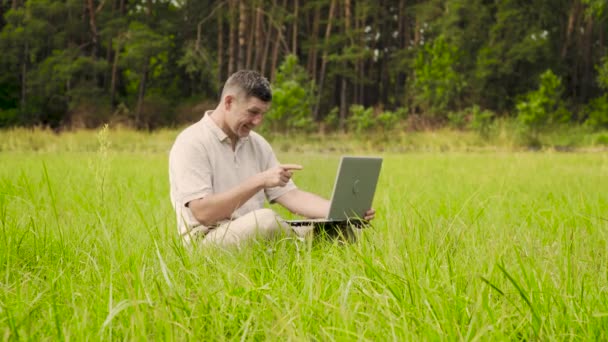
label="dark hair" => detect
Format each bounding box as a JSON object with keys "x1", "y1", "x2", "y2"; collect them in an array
[{"x1": 222, "y1": 70, "x2": 272, "y2": 102}]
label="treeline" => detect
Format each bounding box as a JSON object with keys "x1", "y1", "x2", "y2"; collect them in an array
[{"x1": 0, "y1": 0, "x2": 607, "y2": 131}]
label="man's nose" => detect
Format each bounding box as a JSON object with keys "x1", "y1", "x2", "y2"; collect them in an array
[{"x1": 252, "y1": 114, "x2": 263, "y2": 125}]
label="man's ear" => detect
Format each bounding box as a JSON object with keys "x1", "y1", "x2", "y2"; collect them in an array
[{"x1": 224, "y1": 95, "x2": 234, "y2": 111}]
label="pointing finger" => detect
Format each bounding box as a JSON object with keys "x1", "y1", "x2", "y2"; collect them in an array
[{"x1": 280, "y1": 164, "x2": 303, "y2": 171}]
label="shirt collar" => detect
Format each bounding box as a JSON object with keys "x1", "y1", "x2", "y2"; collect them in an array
[{"x1": 201, "y1": 111, "x2": 228, "y2": 142}]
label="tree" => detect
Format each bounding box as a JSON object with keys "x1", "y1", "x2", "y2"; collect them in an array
[
  {"x1": 517, "y1": 69, "x2": 570, "y2": 137},
  {"x1": 119, "y1": 21, "x2": 171, "y2": 127},
  {"x1": 264, "y1": 54, "x2": 316, "y2": 132},
  {"x1": 412, "y1": 35, "x2": 464, "y2": 119},
  {"x1": 474, "y1": 0, "x2": 555, "y2": 112}
]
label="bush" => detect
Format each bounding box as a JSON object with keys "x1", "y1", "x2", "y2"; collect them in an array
[
  {"x1": 516, "y1": 70, "x2": 570, "y2": 136},
  {"x1": 347, "y1": 105, "x2": 375, "y2": 133},
  {"x1": 377, "y1": 107, "x2": 406, "y2": 132},
  {"x1": 469, "y1": 105, "x2": 495, "y2": 138},
  {"x1": 265, "y1": 55, "x2": 316, "y2": 133},
  {"x1": 447, "y1": 110, "x2": 467, "y2": 130},
  {"x1": 595, "y1": 133, "x2": 608, "y2": 146},
  {"x1": 346, "y1": 105, "x2": 406, "y2": 134},
  {"x1": 322, "y1": 107, "x2": 340, "y2": 131},
  {"x1": 583, "y1": 94, "x2": 608, "y2": 129},
  {"x1": 597, "y1": 56, "x2": 608, "y2": 90},
  {"x1": 0, "y1": 108, "x2": 19, "y2": 127},
  {"x1": 412, "y1": 35, "x2": 465, "y2": 119}
]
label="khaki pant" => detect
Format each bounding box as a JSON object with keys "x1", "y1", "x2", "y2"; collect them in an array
[{"x1": 196, "y1": 208, "x2": 313, "y2": 247}]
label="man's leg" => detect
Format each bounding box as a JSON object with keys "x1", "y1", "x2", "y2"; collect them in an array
[{"x1": 200, "y1": 208, "x2": 293, "y2": 247}]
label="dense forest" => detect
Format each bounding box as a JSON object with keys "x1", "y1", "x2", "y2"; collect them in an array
[{"x1": 0, "y1": 0, "x2": 607, "y2": 131}]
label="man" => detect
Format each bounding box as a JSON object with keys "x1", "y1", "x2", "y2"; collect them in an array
[{"x1": 169, "y1": 70, "x2": 374, "y2": 246}]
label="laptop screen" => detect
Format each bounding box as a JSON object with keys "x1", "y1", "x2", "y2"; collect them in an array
[{"x1": 326, "y1": 156, "x2": 383, "y2": 220}]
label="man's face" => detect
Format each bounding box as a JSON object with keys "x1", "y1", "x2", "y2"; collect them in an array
[{"x1": 225, "y1": 94, "x2": 270, "y2": 138}]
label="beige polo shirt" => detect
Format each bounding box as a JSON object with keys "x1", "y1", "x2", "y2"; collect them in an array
[{"x1": 169, "y1": 112, "x2": 296, "y2": 239}]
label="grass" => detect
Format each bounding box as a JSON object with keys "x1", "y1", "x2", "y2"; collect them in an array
[{"x1": 0, "y1": 127, "x2": 607, "y2": 340}]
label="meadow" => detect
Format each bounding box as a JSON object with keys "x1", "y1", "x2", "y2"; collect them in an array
[{"x1": 1, "y1": 128, "x2": 607, "y2": 340}]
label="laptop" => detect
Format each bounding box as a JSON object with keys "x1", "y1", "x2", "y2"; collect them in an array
[{"x1": 287, "y1": 156, "x2": 383, "y2": 227}]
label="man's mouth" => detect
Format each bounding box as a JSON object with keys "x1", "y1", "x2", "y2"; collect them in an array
[{"x1": 240, "y1": 125, "x2": 252, "y2": 135}]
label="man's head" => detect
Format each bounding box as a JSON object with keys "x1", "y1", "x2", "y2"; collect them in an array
[
  {"x1": 218, "y1": 70, "x2": 272, "y2": 139},
  {"x1": 221, "y1": 70, "x2": 272, "y2": 102}
]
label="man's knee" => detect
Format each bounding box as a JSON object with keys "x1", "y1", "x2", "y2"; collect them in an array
[{"x1": 252, "y1": 208, "x2": 288, "y2": 235}]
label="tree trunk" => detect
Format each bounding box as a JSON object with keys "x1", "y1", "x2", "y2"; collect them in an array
[
  {"x1": 238, "y1": 1, "x2": 246, "y2": 70},
  {"x1": 218, "y1": 12, "x2": 224, "y2": 85},
  {"x1": 581, "y1": 16, "x2": 594, "y2": 102},
  {"x1": 228, "y1": 0, "x2": 236, "y2": 76},
  {"x1": 86, "y1": 0, "x2": 99, "y2": 57},
  {"x1": 254, "y1": 7, "x2": 263, "y2": 71},
  {"x1": 599, "y1": 21, "x2": 604, "y2": 52},
  {"x1": 246, "y1": 5, "x2": 254, "y2": 69},
  {"x1": 339, "y1": 77, "x2": 347, "y2": 132},
  {"x1": 313, "y1": 0, "x2": 337, "y2": 120},
  {"x1": 307, "y1": 5, "x2": 320, "y2": 80},
  {"x1": 398, "y1": 0, "x2": 404, "y2": 49},
  {"x1": 104, "y1": 1, "x2": 116, "y2": 90},
  {"x1": 136, "y1": 60, "x2": 149, "y2": 128},
  {"x1": 561, "y1": 0, "x2": 581, "y2": 59},
  {"x1": 270, "y1": 0, "x2": 287, "y2": 81},
  {"x1": 292, "y1": 0, "x2": 298, "y2": 54},
  {"x1": 21, "y1": 41, "x2": 28, "y2": 109},
  {"x1": 261, "y1": 17, "x2": 272, "y2": 76},
  {"x1": 414, "y1": 17, "x2": 421, "y2": 45},
  {"x1": 270, "y1": 26, "x2": 282, "y2": 81},
  {"x1": 353, "y1": 1, "x2": 361, "y2": 104},
  {"x1": 110, "y1": 38, "x2": 121, "y2": 108},
  {"x1": 339, "y1": 0, "x2": 351, "y2": 130}
]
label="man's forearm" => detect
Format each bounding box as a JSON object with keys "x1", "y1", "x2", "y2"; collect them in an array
[
  {"x1": 188, "y1": 174, "x2": 264, "y2": 226},
  {"x1": 276, "y1": 189, "x2": 330, "y2": 218}
]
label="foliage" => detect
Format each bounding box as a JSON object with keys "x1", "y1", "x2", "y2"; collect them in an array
[
  {"x1": 0, "y1": 0, "x2": 607, "y2": 130},
  {"x1": 177, "y1": 41, "x2": 218, "y2": 96},
  {"x1": 322, "y1": 107, "x2": 340, "y2": 131},
  {"x1": 265, "y1": 55, "x2": 316, "y2": 132},
  {"x1": 412, "y1": 35, "x2": 465, "y2": 118},
  {"x1": 469, "y1": 105, "x2": 495, "y2": 139},
  {"x1": 473, "y1": 0, "x2": 554, "y2": 111},
  {"x1": 583, "y1": 95, "x2": 608, "y2": 129},
  {"x1": 347, "y1": 104, "x2": 374, "y2": 133},
  {"x1": 377, "y1": 107, "x2": 406, "y2": 132},
  {"x1": 347, "y1": 105, "x2": 405, "y2": 134},
  {"x1": 582, "y1": 0, "x2": 607, "y2": 17},
  {"x1": 446, "y1": 105, "x2": 495, "y2": 136},
  {"x1": 0, "y1": 108, "x2": 19, "y2": 126},
  {"x1": 516, "y1": 70, "x2": 570, "y2": 135},
  {"x1": 447, "y1": 110, "x2": 467, "y2": 130},
  {"x1": 583, "y1": 57, "x2": 608, "y2": 129},
  {"x1": 597, "y1": 56, "x2": 608, "y2": 91}
]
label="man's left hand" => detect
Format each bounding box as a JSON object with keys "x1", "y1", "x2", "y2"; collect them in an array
[{"x1": 363, "y1": 209, "x2": 375, "y2": 221}]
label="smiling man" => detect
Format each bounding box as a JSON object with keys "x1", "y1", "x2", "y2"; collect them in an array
[{"x1": 169, "y1": 70, "x2": 374, "y2": 246}]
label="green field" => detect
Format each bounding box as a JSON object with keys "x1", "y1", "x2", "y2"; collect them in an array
[{"x1": 1, "y1": 129, "x2": 608, "y2": 340}]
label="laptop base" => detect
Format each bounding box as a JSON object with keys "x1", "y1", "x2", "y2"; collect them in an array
[
  {"x1": 287, "y1": 219, "x2": 368, "y2": 243},
  {"x1": 286, "y1": 218, "x2": 367, "y2": 228}
]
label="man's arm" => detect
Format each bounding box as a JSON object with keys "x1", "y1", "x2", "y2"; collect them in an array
[
  {"x1": 275, "y1": 188, "x2": 377, "y2": 221},
  {"x1": 274, "y1": 189, "x2": 330, "y2": 218},
  {"x1": 188, "y1": 164, "x2": 301, "y2": 226}
]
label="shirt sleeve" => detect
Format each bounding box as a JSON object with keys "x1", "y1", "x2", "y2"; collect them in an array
[{"x1": 169, "y1": 135, "x2": 213, "y2": 208}]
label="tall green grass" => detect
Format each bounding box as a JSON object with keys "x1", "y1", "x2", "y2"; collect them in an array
[{"x1": 1, "y1": 129, "x2": 607, "y2": 340}]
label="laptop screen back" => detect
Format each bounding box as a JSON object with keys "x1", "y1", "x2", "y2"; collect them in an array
[{"x1": 326, "y1": 156, "x2": 383, "y2": 220}]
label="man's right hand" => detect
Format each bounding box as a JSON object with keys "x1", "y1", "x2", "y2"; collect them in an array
[{"x1": 259, "y1": 164, "x2": 303, "y2": 188}]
